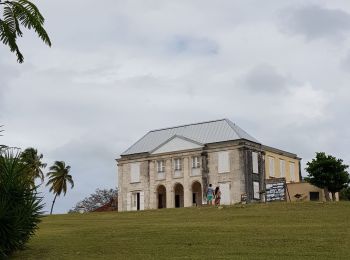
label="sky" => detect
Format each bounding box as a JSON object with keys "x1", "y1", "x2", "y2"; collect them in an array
[{"x1": 1, "y1": 0, "x2": 350, "y2": 213}]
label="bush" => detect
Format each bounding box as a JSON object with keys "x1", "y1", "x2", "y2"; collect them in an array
[
  {"x1": 0, "y1": 148, "x2": 43, "y2": 258},
  {"x1": 340, "y1": 186, "x2": 350, "y2": 201}
]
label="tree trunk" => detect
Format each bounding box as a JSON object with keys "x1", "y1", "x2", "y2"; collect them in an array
[
  {"x1": 50, "y1": 194, "x2": 58, "y2": 215},
  {"x1": 324, "y1": 187, "x2": 331, "y2": 201},
  {"x1": 331, "y1": 192, "x2": 336, "y2": 201}
]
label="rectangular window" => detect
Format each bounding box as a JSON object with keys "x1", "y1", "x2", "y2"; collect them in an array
[
  {"x1": 192, "y1": 156, "x2": 200, "y2": 168},
  {"x1": 174, "y1": 158, "x2": 182, "y2": 171},
  {"x1": 280, "y1": 159, "x2": 285, "y2": 177},
  {"x1": 253, "y1": 181, "x2": 260, "y2": 199},
  {"x1": 157, "y1": 160, "x2": 165, "y2": 173},
  {"x1": 289, "y1": 162, "x2": 295, "y2": 182},
  {"x1": 252, "y1": 152, "x2": 259, "y2": 173},
  {"x1": 130, "y1": 162, "x2": 140, "y2": 183},
  {"x1": 269, "y1": 157, "x2": 275, "y2": 177},
  {"x1": 309, "y1": 192, "x2": 320, "y2": 201},
  {"x1": 218, "y1": 151, "x2": 230, "y2": 173}
]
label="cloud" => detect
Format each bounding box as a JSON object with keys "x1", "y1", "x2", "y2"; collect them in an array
[
  {"x1": 280, "y1": 5, "x2": 350, "y2": 40},
  {"x1": 167, "y1": 35, "x2": 219, "y2": 55},
  {"x1": 239, "y1": 64, "x2": 289, "y2": 93},
  {"x1": 0, "y1": 63, "x2": 19, "y2": 112}
]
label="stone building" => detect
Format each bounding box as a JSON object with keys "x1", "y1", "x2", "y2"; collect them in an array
[{"x1": 117, "y1": 119, "x2": 301, "y2": 211}]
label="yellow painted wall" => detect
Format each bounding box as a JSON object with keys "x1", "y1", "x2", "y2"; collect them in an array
[
  {"x1": 264, "y1": 150, "x2": 300, "y2": 183},
  {"x1": 287, "y1": 182, "x2": 339, "y2": 201}
]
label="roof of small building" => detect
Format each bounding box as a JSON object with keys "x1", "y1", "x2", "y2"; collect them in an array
[{"x1": 121, "y1": 119, "x2": 260, "y2": 155}]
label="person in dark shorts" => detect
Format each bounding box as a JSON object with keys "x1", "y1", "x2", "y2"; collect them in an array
[
  {"x1": 214, "y1": 186, "x2": 221, "y2": 206},
  {"x1": 206, "y1": 184, "x2": 214, "y2": 205}
]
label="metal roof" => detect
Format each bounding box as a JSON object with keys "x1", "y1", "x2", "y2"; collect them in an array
[{"x1": 121, "y1": 119, "x2": 260, "y2": 155}]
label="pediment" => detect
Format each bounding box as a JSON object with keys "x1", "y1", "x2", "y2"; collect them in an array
[{"x1": 151, "y1": 135, "x2": 203, "y2": 154}]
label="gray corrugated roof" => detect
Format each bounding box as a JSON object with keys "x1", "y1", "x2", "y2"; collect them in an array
[{"x1": 122, "y1": 119, "x2": 260, "y2": 155}]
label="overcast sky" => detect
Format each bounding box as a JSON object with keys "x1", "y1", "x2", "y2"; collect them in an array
[{"x1": 1, "y1": 0, "x2": 350, "y2": 213}]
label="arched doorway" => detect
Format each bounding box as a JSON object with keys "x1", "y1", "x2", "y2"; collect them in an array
[
  {"x1": 157, "y1": 185, "x2": 166, "y2": 209},
  {"x1": 192, "y1": 181, "x2": 202, "y2": 206},
  {"x1": 174, "y1": 183, "x2": 184, "y2": 208}
]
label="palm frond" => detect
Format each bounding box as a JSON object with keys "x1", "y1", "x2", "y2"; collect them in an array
[
  {"x1": 1, "y1": 2, "x2": 23, "y2": 62},
  {"x1": 1, "y1": 0, "x2": 51, "y2": 63},
  {"x1": 9, "y1": 0, "x2": 51, "y2": 46}
]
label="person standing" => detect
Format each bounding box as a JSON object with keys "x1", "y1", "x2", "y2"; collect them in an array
[
  {"x1": 206, "y1": 184, "x2": 214, "y2": 205},
  {"x1": 214, "y1": 186, "x2": 221, "y2": 206}
]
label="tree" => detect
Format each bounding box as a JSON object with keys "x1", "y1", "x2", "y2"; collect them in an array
[
  {"x1": 0, "y1": 148, "x2": 43, "y2": 257},
  {"x1": 0, "y1": 0, "x2": 51, "y2": 63},
  {"x1": 340, "y1": 186, "x2": 350, "y2": 201},
  {"x1": 305, "y1": 152, "x2": 350, "y2": 201},
  {"x1": 69, "y1": 188, "x2": 118, "y2": 213},
  {"x1": 46, "y1": 161, "x2": 74, "y2": 215},
  {"x1": 20, "y1": 147, "x2": 47, "y2": 186}
]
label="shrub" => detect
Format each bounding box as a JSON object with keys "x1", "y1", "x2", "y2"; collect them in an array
[
  {"x1": 340, "y1": 186, "x2": 350, "y2": 201},
  {"x1": 0, "y1": 148, "x2": 43, "y2": 258}
]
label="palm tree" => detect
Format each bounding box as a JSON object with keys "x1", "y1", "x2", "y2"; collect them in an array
[
  {"x1": 20, "y1": 147, "x2": 47, "y2": 186},
  {"x1": 0, "y1": 0, "x2": 51, "y2": 63},
  {"x1": 0, "y1": 147, "x2": 43, "y2": 257},
  {"x1": 46, "y1": 161, "x2": 74, "y2": 215}
]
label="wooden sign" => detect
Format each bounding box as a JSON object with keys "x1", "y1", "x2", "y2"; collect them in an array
[{"x1": 265, "y1": 178, "x2": 286, "y2": 202}]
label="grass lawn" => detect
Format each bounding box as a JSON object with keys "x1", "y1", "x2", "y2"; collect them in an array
[{"x1": 13, "y1": 202, "x2": 350, "y2": 259}]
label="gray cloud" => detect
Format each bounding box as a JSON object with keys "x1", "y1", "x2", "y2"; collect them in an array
[
  {"x1": 280, "y1": 5, "x2": 350, "y2": 40},
  {"x1": 0, "y1": 63, "x2": 19, "y2": 109},
  {"x1": 240, "y1": 64, "x2": 290, "y2": 93},
  {"x1": 340, "y1": 51, "x2": 350, "y2": 71},
  {"x1": 167, "y1": 35, "x2": 219, "y2": 55}
]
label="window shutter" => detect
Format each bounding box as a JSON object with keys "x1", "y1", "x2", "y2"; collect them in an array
[
  {"x1": 218, "y1": 151, "x2": 230, "y2": 173},
  {"x1": 289, "y1": 162, "x2": 295, "y2": 181},
  {"x1": 252, "y1": 152, "x2": 259, "y2": 173},
  {"x1": 130, "y1": 162, "x2": 140, "y2": 183},
  {"x1": 280, "y1": 160, "x2": 285, "y2": 177},
  {"x1": 269, "y1": 157, "x2": 275, "y2": 177},
  {"x1": 253, "y1": 182, "x2": 260, "y2": 199}
]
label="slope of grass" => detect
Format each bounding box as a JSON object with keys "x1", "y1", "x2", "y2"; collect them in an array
[{"x1": 13, "y1": 202, "x2": 350, "y2": 259}]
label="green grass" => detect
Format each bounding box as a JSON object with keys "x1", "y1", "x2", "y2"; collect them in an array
[{"x1": 13, "y1": 202, "x2": 350, "y2": 259}]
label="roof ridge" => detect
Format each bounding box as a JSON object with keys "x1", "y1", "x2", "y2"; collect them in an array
[
  {"x1": 149, "y1": 118, "x2": 227, "y2": 133},
  {"x1": 225, "y1": 118, "x2": 260, "y2": 143},
  {"x1": 224, "y1": 118, "x2": 240, "y2": 137},
  {"x1": 121, "y1": 130, "x2": 152, "y2": 155}
]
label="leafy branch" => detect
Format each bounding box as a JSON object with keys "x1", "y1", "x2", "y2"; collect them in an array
[{"x1": 0, "y1": 0, "x2": 51, "y2": 63}]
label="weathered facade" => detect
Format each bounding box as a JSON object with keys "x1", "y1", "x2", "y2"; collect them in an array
[
  {"x1": 117, "y1": 119, "x2": 300, "y2": 211},
  {"x1": 263, "y1": 145, "x2": 301, "y2": 183}
]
